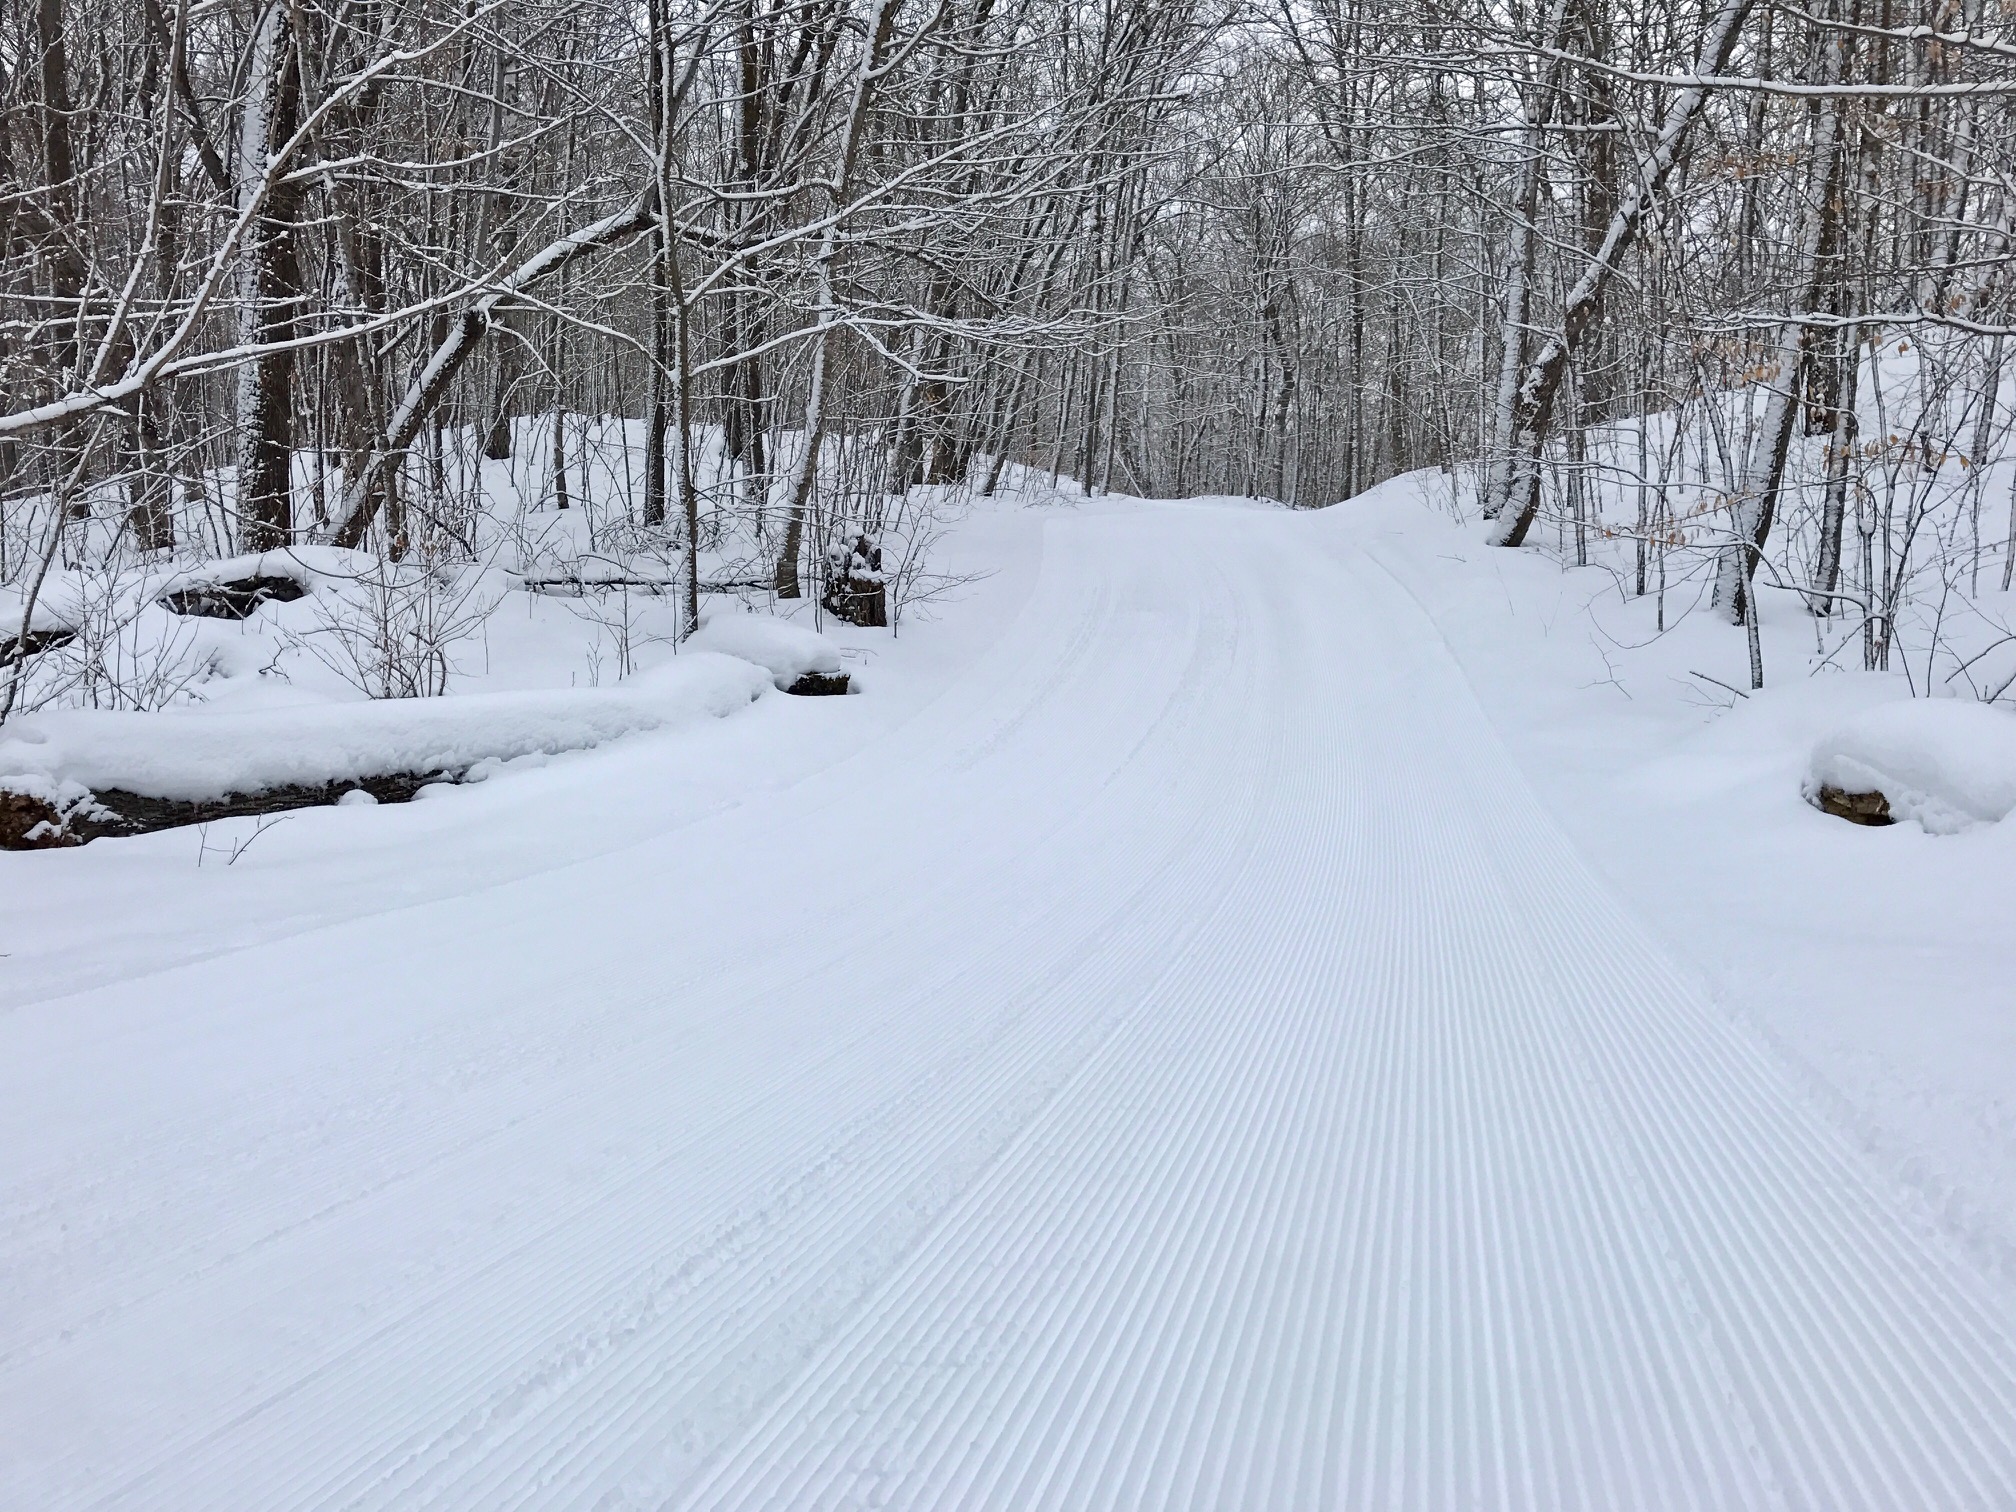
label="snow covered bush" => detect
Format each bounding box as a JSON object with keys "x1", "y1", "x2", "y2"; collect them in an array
[
  {"x1": 3, "y1": 561, "x2": 203, "y2": 716},
  {"x1": 285, "y1": 553, "x2": 505, "y2": 700}
]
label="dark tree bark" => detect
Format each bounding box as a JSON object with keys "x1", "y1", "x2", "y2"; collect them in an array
[
  {"x1": 234, "y1": 0, "x2": 307, "y2": 551},
  {"x1": 1489, "y1": 0, "x2": 1756, "y2": 548}
]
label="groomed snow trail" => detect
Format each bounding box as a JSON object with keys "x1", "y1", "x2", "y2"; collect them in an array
[{"x1": 4, "y1": 504, "x2": 2015, "y2": 1509}]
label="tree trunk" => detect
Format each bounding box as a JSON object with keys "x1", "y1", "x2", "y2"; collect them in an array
[
  {"x1": 234, "y1": 0, "x2": 305, "y2": 552},
  {"x1": 1810, "y1": 330, "x2": 1860, "y2": 614},
  {"x1": 1481, "y1": 0, "x2": 1572, "y2": 519},
  {"x1": 1712, "y1": 31, "x2": 1845, "y2": 621},
  {"x1": 1488, "y1": 0, "x2": 1756, "y2": 548},
  {"x1": 771, "y1": 0, "x2": 902, "y2": 596}
]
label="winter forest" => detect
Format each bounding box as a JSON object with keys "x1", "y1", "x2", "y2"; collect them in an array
[
  {"x1": 4, "y1": 0, "x2": 2014, "y2": 703},
  {"x1": 7, "y1": 0, "x2": 2016, "y2": 1505}
]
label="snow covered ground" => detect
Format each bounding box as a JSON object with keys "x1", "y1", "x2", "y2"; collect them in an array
[
  {"x1": 3, "y1": 486, "x2": 2015, "y2": 1507},
  {"x1": 1343, "y1": 471, "x2": 2016, "y2": 1290}
]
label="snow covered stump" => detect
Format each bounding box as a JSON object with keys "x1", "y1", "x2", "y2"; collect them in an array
[{"x1": 822, "y1": 535, "x2": 887, "y2": 629}]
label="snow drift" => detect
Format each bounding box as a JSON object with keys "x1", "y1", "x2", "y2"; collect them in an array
[{"x1": 1805, "y1": 698, "x2": 2016, "y2": 832}]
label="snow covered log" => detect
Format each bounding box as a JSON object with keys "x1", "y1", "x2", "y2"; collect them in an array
[
  {"x1": 0, "y1": 626, "x2": 76, "y2": 667},
  {"x1": 0, "y1": 652, "x2": 770, "y2": 848},
  {"x1": 1, "y1": 772, "x2": 450, "y2": 848},
  {"x1": 1804, "y1": 700, "x2": 2016, "y2": 833},
  {"x1": 158, "y1": 575, "x2": 308, "y2": 620},
  {"x1": 150, "y1": 547, "x2": 383, "y2": 619},
  {"x1": 0, "y1": 580, "x2": 85, "y2": 666},
  {"x1": 515, "y1": 575, "x2": 676, "y2": 598},
  {"x1": 685, "y1": 613, "x2": 849, "y2": 694}
]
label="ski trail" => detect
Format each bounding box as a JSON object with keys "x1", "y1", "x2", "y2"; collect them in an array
[
  {"x1": 2, "y1": 505, "x2": 2013, "y2": 1509},
  {"x1": 673, "y1": 523, "x2": 2016, "y2": 1510}
]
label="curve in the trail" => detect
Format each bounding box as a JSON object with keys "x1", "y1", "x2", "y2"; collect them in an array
[{"x1": 1, "y1": 504, "x2": 2013, "y2": 1511}]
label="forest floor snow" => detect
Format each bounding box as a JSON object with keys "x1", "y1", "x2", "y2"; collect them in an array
[
  {"x1": 0, "y1": 500, "x2": 1034, "y2": 1006},
  {"x1": 1337, "y1": 469, "x2": 2016, "y2": 1288},
  {"x1": 2, "y1": 482, "x2": 2013, "y2": 1508}
]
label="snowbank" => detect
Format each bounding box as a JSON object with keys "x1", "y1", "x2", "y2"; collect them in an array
[
  {"x1": 687, "y1": 612, "x2": 845, "y2": 690},
  {"x1": 1805, "y1": 699, "x2": 2016, "y2": 833},
  {"x1": 0, "y1": 652, "x2": 770, "y2": 809}
]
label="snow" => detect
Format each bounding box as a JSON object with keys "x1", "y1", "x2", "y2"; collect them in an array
[
  {"x1": 0, "y1": 582, "x2": 79, "y2": 637},
  {"x1": 0, "y1": 502, "x2": 857, "y2": 818},
  {"x1": 151, "y1": 544, "x2": 384, "y2": 601},
  {"x1": 2, "y1": 485, "x2": 2014, "y2": 1507},
  {"x1": 686, "y1": 609, "x2": 845, "y2": 690},
  {"x1": 0, "y1": 652, "x2": 769, "y2": 805},
  {"x1": 1329, "y1": 467, "x2": 2016, "y2": 1291},
  {"x1": 1806, "y1": 697, "x2": 2016, "y2": 832}
]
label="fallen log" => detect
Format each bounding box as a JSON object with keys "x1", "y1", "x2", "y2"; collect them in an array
[
  {"x1": 157, "y1": 574, "x2": 307, "y2": 619},
  {"x1": 1, "y1": 771, "x2": 457, "y2": 849},
  {"x1": 517, "y1": 575, "x2": 675, "y2": 597},
  {"x1": 0, "y1": 626, "x2": 77, "y2": 666}
]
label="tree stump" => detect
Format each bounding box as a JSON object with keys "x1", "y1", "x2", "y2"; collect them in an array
[{"x1": 822, "y1": 534, "x2": 888, "y2": 628}]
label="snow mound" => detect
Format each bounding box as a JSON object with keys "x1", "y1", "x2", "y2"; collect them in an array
[
  {"x1": 686, "y1": 611, "x2": 844, "y2": 690},
  {"x1": 1805, "y1": 699, "x2": 2016, "y2": 833},
  {"x1": 153, "y1": 545, "x2": 383, "y2": 601},
  {"x1": 0, "y1": 652, "x2": 769, "y2": 804},
  {"x1": 0, "y1": 583, "x2": 79, "y2": 637}
]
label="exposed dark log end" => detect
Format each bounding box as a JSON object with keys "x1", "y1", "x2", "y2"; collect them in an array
[
  {"x1": 1812, "y1": 785, "x2": 1893, "y2": 826},
  {"x1": 158, "y1": 574, "x2": 308, "y2": 620},
  {"x1": 1, "y1": 790, "x2": 82, "y2": 849},
  {"x1": 0, "y1": 627, "x2": 77, "y2": 666},
  {"x1": 785, "y1": 671, "x2": 850, "y2": 696}
]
